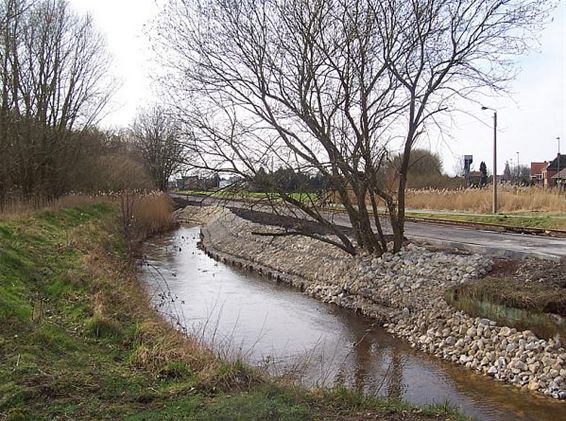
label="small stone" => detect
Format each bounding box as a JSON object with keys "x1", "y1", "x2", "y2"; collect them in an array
[
  {"x1": 459, "y1": 355, "x2": 473, "y2": 364},
  {"x1": 512, "y1": 360, "x2": 527, "y2": 372},
  {"x1": 528, "y1": 379, "x2": 540, "y2": 391},
  {"x1": 500, "y1": 327, "x2": 511, "y2": 337}
]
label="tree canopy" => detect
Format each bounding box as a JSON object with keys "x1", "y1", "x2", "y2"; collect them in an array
[{"x1": 153, "y1": 0, "x2": 555, "y2": 255}]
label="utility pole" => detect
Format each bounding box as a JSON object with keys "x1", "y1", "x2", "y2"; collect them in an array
[
  {"x1": 558, "y1": 137, "x2": 561, "y2": 189},
  {"x1": 482, "y1": 106, "x2": 497, "y2": 213},
  {"x1": 517, "y1": 152, "x2": 521, "y2": 184}
]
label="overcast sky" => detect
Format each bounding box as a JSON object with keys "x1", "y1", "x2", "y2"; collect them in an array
[{"x1": 70, "y1": 0, "x2": 565, "y2": 175}]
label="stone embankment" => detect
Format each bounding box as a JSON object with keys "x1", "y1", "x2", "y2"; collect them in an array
[{"x1": 178, "y1": 205, "x2": 566, "y2": 400}]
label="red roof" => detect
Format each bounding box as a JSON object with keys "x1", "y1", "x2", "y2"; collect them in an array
[{"x1": 530, "y1": 162, "x2": 547, "y2": 177}]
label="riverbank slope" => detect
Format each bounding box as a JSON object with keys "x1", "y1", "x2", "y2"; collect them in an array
[
  {"x1": 192, "y1": 205, "x2": 566, "y2": 401},
  {"x1": 0, "y1": 202, "x2": 462, "y2": 420}
]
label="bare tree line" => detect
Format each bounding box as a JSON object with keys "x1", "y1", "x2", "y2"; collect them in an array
[
  {"x1": 0, "y1": 0, "x2": 115, "y2": 205},
  {"x1": 130, "y1": 106, "x2": 186, "y2": 192},
  {"x1": 153, "y1": 0, "x2": 554, "y2": 256}
]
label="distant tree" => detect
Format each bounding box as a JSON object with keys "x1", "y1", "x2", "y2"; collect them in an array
[
  {"x1": 503, "y1": 162, "x2": 512, "y2": 182},
  {"x1": 251, "y1": 167, "x2": 269, "y2": 192},
  {"x1": 390, "y1": 149, "x2": 442, "y2": 179},
  {"x1": 479, "y1": 162, "x2": 488, "y2": 187},
  {"x1": 0, "y1": 0, "x2": 115, "y2": 203},
  {"x1": 514, "y1": 165, "x2": 531, "y2": 186},
  {"x1": 131, "y1": 106, "x2": 186, "y2": 191},
  {"x1": 389, "y1": 149, "x2": 461, "y2": 189},
  {"x1": 251, "y1": 167, "x2": 325, "y2": 193}
]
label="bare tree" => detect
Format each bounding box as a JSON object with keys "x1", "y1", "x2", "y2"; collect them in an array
[
  {"x1": 154, "y1": 0, "x2": 554, "y2": 256},
  {"x1": 0, "y1": 0, "x2": 115, "y2": 203},
  {"x1": 131, "y1": 106, "x2": 186, "y2": 191}
]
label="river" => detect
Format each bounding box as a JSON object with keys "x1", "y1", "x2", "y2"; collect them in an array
[{"x1": 140, "y1": 226, "x2": 566, "y2": 420}]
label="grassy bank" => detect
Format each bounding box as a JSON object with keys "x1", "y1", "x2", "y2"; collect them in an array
[
  {"x1": 175, "y1": 189, "x2": 565, "y2": 231},
  {"x1": 445, "y1": 260, "x2": 566, "y2": 340},
  {"x1": 0, "y1": 201, "x2": 465, "y2": 420},
  {"x1": 406, "y1": 211, "x2": 566, "y2": 231}
]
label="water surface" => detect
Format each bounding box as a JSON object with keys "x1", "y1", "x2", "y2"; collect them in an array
[{"x1": 141, "y1": 226, "x2": 566, "y2": 420}]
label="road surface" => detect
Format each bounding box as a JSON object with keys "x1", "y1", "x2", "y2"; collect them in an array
[{"x1": 171, "y1": 193, "x2": 566, "y2": 261}]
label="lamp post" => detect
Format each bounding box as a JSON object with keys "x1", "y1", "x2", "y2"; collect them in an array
[
  {"x1": 558, "y1": 137, "x2": 561, "y2": 189},
  {"x1": 517, "y1": 152, "x2": 521, "y2": 184},
  {"x1": 482, "y1": 106, "x2": 497, "y2": 213}
]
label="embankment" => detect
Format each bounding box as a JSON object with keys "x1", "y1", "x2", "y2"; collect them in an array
[
  {"x1": 0, "y1": 201, "x2": 459, "y2": 420},
  {"x1": 190, "y1": 205, "x2": 566, "y2": 400}
]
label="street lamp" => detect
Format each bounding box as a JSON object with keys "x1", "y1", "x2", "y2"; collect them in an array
[
  {"x1": 482, "y1": 106, "x2": 498, "y2": 213},
  {"x1": 558, "y1": 137, "x2": 561, "y2": 189}
]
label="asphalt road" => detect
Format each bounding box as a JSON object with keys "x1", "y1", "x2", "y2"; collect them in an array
[{"x1": 172, "y1": 193, "x2": 566, "y2": 261}]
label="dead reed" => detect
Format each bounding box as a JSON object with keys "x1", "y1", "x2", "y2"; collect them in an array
[
  {"x1": 0, "y1": 193, "x2": 115, "y2": 217},
  {"x1": 405, "y1": 186, "x2": 565, "y2": 213},
  {"x1": 120, "y1": 191, "x2": 177, "y2": 244}
]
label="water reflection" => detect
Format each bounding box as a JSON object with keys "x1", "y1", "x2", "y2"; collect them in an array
[{"x1": 141, "y1": 226, "x2": 566, "y2": 421}]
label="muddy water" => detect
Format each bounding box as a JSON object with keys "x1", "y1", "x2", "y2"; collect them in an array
[{"x1": 141, "y1": 226, "x2": 566, "y2": 421}]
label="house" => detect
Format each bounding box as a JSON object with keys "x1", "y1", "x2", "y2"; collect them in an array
[
  {"x1": 551, "y1": 168, "x2": 566, "y2": 191},
  {"x1": 176, "y1": 176, "x2": 200, "y2": 190},
  {"x1": 467, "y1": 170, "x2": 482, "y2": 187},
  {"x1": 176, "y1": 175, "x2": 220, "y2": 191},
  {"x1": 530, "y1": 161, "x2": 547, "y2": 185},
  {"x1": 542, "y1": 154, "x2": 566, "y2": 188}
]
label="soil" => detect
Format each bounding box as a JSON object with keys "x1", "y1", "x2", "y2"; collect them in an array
[
  {"x1": 229, "y1": 206, "x2": 402, "y2": 244},
  {"x1": 490, "y1": 258, "x2": 566, "y2": 289},
  {"x1": 229, "y1": 206, "x2": 353, "y2": 236},
  {"x1": 471, "y1": 258, "x2": 566, "y2": 316}
]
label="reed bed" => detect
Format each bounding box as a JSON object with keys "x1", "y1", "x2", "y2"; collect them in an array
[
  {"x1": 1, "y1": 190, "x2": 177, "y2": 243},
  {"x1": 0, "y1": 193, "x2": 115, "y2": 217},
  {"x1": 129, "y1": 191, "x2": 177, "y2": 239},
  {"x1": 405, "y1": 186, "x2": 565, "y2": 213}
]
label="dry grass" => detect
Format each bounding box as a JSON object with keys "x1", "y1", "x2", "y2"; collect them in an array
[
  {"x1": 77, "y1": 208, "x2": 221, "y2": 379},
  {"x1": 405, "y1": 186, "x2": 566, "y2": 213},
  {"x1": 1, "y1": 190, "x2": 178, "y2": 243},
  {"x1": 119, "y1": 191, "x2": 178, "y2": 245},
  {"x1": 0, "y1": 193, "x2": 116, "y2": 217},
  {"x1": 132, "y1": 192, "x2": 177, "y2": 238}
]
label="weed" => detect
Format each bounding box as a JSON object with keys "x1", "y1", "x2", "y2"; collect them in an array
[
  {"x1": 445, "y1": 283, "x2": 566, "y2": 340},
  {"x1": 85, "y1": 314, "x2": 123, "y2": 339},
  {"x1": 159, "y1": 361, "x2": 194, "y2": 379}
]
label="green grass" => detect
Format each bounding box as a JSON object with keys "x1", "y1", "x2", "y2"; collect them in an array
[
  {"x1": 177, "y1": 190, "x2": 319, "y2": 204},
  {"x1": 0, "y1": 204, "x2": 465, "y2": 420},
  {"x1": 445, "y1": 276, "x2": 566, "y2": 339},
  {"x1": 406, "y1": 211, "x2": 566, "y2": 231}
]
